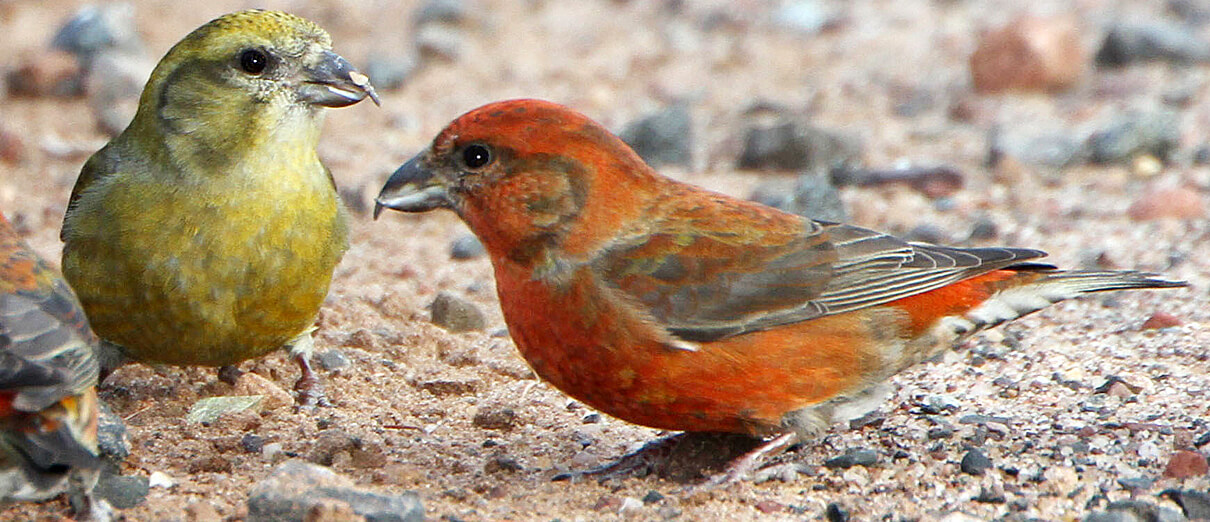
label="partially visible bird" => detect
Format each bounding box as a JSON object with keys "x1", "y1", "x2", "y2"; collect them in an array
[
  {"x1": 375, "y1": 99, "x2": 1187, "y2": 485},
  {"x1": 60, "y1": 10, "x2": 378, "y2": 406},
  {"x1": 0, "y1": 212, "x2": 104, "y2": 517}
]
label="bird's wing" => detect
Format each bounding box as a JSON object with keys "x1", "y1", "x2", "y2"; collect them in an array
[
  {"x1": 592, "y1": 200, "x2": 1047, "y2": 343},
  {"x1": 1, "y1": 223, "x2": 99, "y2": 411},
  {"x1": 61, "y1": 150, "x2": 111, "y2": 242}
]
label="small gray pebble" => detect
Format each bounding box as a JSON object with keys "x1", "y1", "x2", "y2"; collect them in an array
[
  {"x1": 364, "y1": 55, "x2": 415, "y2": 92},
  {"x1": 1117, "y1": 477, "x2": 1154, "y2": 491},
  {"x1": 450, "y1": 234, "x2": 485, "y2": 260},
  {"x1": 642, "y1": 490, "x2": 665, "y2": 504},
  {"x1": 317, "y1": 349, "x2": 351, "y2": 371},
  {"x1": 430, "y1": 291, "x2": 486, "y2": 332},
  {"x1": 928, "y1": 426, "x2": 955, "y2": 440},
  {"x1": 415, "y1": 0, "x2": 468, "y2": 26},
  {"x1": 825, "y1": 502, "x2": 850, "y2": 522},
  {"x1": 961, "y1": 448, "x2": 992, "y2": 476},
  {"x1": 247, "y1": 460, "x2": 423, "y2": 522},
  {"x1": 824, "y1": 448, "x2": 878, "y2": 469},
  {"x1": 1096, "y1": 23, "x2": 1210, "y2": 67},
  {"x1": 1161, "y1": 489, "x2": 1210, "y2": 520},
  {"x1": 93, "y1": 470, "x2": 149, "y2": 509},
  {"x1": 96, "y1": 402, "x2": 129, "y2": 462},
  {"x1": 619, "y1": 103, "x2": 693, "y2": 168},
  {"x1": 242, "y1": 434, "x2": 265, "y2": 454}
]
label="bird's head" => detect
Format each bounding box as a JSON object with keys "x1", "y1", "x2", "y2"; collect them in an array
[
  {"x1": 375, "y1": 99, "x2": 660, "y2": 261},
  {"x1": 128, "y1": 10, "x2": 377, "y2": 167}
]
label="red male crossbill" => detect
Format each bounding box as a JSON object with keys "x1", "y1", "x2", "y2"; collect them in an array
[
  {"x1": 60, "y1": 10, "x2": 378, "y2": 405},
  {"x1": 375, "y1": 99, "x2": 1185, "y2": 482},
  {"x1": 0, "y1": 212, "x2": 103, "y2": 516}
]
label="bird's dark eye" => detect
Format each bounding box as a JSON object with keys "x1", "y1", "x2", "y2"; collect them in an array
[
  {"x1": 463, "y1": 144, "x2": 492, "y2": 169},
  {"x1": 239, "y1": 49, "x2": 268, "y2": 75}
]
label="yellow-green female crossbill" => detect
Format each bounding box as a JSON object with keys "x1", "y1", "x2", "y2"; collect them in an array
[{"x1": 60, "y1": 10, "x2": 378, "y2": 406}]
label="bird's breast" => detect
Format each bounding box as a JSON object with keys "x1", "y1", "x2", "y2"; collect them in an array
[
  {"x1": 489, "y1": 260, "x2": 891, "y2": 435},
  {"x1": 63, "y1": 162, "x2": 348, "y2": 366}
]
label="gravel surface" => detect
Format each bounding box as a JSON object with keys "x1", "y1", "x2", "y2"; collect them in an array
[{"x1": 1, "y1": 1, "x2": 1207, "y2": 520}]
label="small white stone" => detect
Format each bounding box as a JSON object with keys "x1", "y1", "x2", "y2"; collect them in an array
[
  {"x1": 262, "y1": 442, "x2": 284, "y2": 458},
  {"x1": 148, "y1": 471, "x2": 175, "y2": 489},
  {"x1": 618, "y1": 496, "x2": 643, "y2": 516}
]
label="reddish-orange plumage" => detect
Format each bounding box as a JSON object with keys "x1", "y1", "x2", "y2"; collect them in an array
[
  {"x1": 376, "y1": 100, "x2": 1185, "y2": 477},
  {"x1": 0, "y1": 212, "x2": 102, "y2": 506}
]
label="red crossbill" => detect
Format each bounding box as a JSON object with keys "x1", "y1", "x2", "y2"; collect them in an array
[
  {"x1": 60, "y1": 10, "x2": 378, "y2": 406},
  {"x1": 0, "y1": 212, "x2": 103, "y2": 516},
  {"x1": 375, "y1": 99, "x2": 1186, "y2": 483}
]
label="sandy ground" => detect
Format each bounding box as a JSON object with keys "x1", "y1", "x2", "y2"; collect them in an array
[{"x1": 1, "y1": 0, "x2": 1208, "y2": 520}]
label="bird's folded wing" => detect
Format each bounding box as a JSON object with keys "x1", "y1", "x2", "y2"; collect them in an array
[
  {"x1": 594, "y1": 214, "x2": 1048, "y2": 343},
  {"x1": 1, "y1": 236, "x2": 99, "y2": 410}
]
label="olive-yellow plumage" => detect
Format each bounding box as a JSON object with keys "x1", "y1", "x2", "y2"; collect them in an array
[{"x1": 60, "y1": 10, "x2": 376, "y2": 401}]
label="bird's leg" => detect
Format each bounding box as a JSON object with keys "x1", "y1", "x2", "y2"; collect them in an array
[
  {"x1": 694, "y1": 431, "x2": 798, "y2": 490},
  {"x1": 287, "y1": 328, "x2": 330, "y2": 410},
  {"x1": 292, "y1": 353, "x2": 329, "y2": 409},
  {"x1": 67, "y1": 468, "x2": 112, "y2": 522}
]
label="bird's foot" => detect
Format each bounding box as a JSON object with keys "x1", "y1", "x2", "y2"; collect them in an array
[
  {"x1": 686, "y1": 432, "x2": 798, "y2": 492},
  {"x1": 67, "y1": 475, "x2": 113, "y2": 522},
  {"x1": 292, "y1": 352, "x2": 331, "y2": 412}
]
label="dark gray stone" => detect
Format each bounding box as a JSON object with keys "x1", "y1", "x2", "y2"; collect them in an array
[
  {"x1": 928, "y1": 426, "x2": 955, "y2": 440},
  {"x1": 1195, "y1": 431, "x2": 1210, "y2": 447},
  {"x1": 737, "y1": 112, "x2": 861, "y2": 173},
  {"x1": 961, "y1": 448, "x2": 993, "y2": 476},
  {"x1": 968, "y1": 216, "x2": 998, "y2": 241},
  {"x1": 93, "y1": 469, "x2": 148, "y2": 509},
  {"x1": 749, "y1": 173, "x2": 847, "y2": 222},
  {"x1": 1117, "y1": 477, "x2": 1155, "y2": 490},
  {"x1": 51, "y1": 4, "x2": 142, "y2": 67},
  {"x1": 1084, "y1": 500, "x2": 1188, "y2": 522},
  {"x1": 974, "y1": 486, "x2": 1007, "y2": 503},
  {"x1": 824, "y1": 448, "x2": 878, "y2": 469},
  {"x1": 96, "y1": 402, "x2": 129, "y2": 462},
  {"x1": 450, "y1": 234, "x2": 485, "y2": 260},
  {"x1": 364, "y1": 55, "x2": 416, "y2": 92},
  {"x1": 825, "y1": 502, "x2": 850, "y2": 522},
  {"x1": 247, "y1": 460, "x2": 423, "y2": 522},
  {"x1": 1096, "y1": 23, "x2": 1210, "y2": 66},
  {"x1": 642, "y1": 490, "x2": 665, "y2": 504},
  {"x1": 619, "y1": 103, "x2": 693, "y2": 168},
  {"x1": 241, "y1": 434, "x2": 265, "y2": 454},
  {"x1": 430, "y1": 291, "x2": 486, "y2": 332},
  {"x1": 1161, "y1": 489, "x2": 1210, "y2": 520},
  {"x1": 415, "y1": 0, "x2": 469, "y2": 26},
  {"x1": 1086, "y1": 110, "x2": 1180, "y2": 164}
]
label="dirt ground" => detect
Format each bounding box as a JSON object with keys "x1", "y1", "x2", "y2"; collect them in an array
[{"x1": 2, "y1": 0, "x2": 1208, "y2": 520}]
